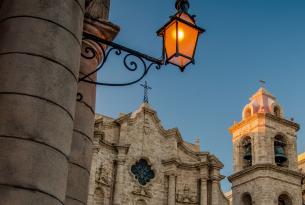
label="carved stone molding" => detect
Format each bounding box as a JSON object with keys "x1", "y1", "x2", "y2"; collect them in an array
[
  {"x1": 132, "y1": 185, "x2": 152, "y2": 198},
  {"x1": 95, "y1": 165, "x2": 111, "y2": 187},
  {"x1": 176, "y1": 185, "x2": 198, "y2": 204}
]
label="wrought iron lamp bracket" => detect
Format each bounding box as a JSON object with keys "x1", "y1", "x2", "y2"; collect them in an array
[{"x1": 79, "y1": 32, "x2": 164, "y2": 87}]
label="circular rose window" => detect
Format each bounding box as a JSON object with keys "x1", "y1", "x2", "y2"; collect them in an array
[{"x1": 131, "y1": 159, "x2": 155, "y2": 186}]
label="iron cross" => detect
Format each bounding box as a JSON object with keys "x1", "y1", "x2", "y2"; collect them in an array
[
  {"x1": 259, "y1": 80, "x2": 266, "y2": 88},
  {"x1": 140, "y1": 81, "x2": 152, "y2": 103}
]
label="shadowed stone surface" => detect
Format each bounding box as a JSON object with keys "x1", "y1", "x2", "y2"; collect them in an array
[{"x1": 0, "y1": 0, "x2": 85, "y2": 203}]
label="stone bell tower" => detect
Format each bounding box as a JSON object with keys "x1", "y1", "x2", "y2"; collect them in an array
[{"x1": 228, "y1": 87, "x2": 303, "y2": 205}]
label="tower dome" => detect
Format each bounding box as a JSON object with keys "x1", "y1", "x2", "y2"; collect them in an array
[{"x1": 242, "y1": 87, "x2": 284, "y2": 119}]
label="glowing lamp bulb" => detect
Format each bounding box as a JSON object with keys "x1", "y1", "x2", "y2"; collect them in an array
[{"x1": 172, "y1": 29, "x2": 185, "y2": 41}]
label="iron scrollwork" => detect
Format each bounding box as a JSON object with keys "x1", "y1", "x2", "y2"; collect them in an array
[{"x1": 80, "y1": 32, "x2": 163, "y2": 87}]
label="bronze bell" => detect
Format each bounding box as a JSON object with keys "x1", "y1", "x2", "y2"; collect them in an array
[
  {"x1": 275, "y1": 145, "x2": 287, "y2": 164},
  {"x1": 244, "y1": 145, "x2": 252, "y2": 161}
]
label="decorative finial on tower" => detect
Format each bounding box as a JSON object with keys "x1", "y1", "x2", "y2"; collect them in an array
[
  {"x1": 140, "y1": 81, "x2": 152, "y2": 103},
  {"x1": 195, "y1": 137, "x2": 200, "y2": 146},
  {"x1": 259, "y1": 80, "x2": 266, "y2": 88}
]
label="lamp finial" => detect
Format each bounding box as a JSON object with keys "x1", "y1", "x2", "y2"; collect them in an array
[{"x1": 175, "y1": 0, "x2": 190, "y2": 12}]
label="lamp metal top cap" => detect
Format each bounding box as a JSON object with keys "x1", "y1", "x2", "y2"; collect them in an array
[{"x1": 175, "y1": 0, "x2": 190, "y2": 12}]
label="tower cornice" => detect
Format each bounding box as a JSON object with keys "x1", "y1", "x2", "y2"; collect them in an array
[
  {"x1": 229, "y1": 113, "x2": 300, "y2": 134},
  {"x1": 228, "y1": 163, "x2": 303, "y2": 183}
]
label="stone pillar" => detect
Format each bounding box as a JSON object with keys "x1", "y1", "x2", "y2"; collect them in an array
[
  {"x1": 113, "y1": 146, "x2": 128, "y2": 205},
  {"x1": 199, "y1": 161, "x2": 209, "y2": 205},
  {"x1": 87, "y1": 143, "x2": 100, "y2": 205},
  {"x1": 168, "y1": 175, "x2": 176, "y2": 205},
  {"x1": 200, "y1": 178, "x2": 208, "y2": 205},
  {"x1": 0, "y1": 0, "x2": 84, "y2": 204},
  {"x1": 211, "y1": 180, "x2": 219, "y2": 205},
  {"x1": 113, "y1": 160, "x2": 125, "y2": 205},
  {"x1": 65, "y1": 2, "x2": 119, "y2": 204}
]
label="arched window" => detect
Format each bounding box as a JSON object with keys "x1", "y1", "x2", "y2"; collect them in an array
[
  {"x1": 241, "y1": 193, "x2": 253, "y2": 205},
  {"x1": 274, "y1": 135, "x2": 288, "y2": 166},
  {"x1": 136, "y1": 199, "x2": 147, "y2": 205},
  {"x1": 274, "y1": 106, "x2": 281, "y2": 117},
  {"x1": 242, "y1": 137, "x2": 252, "y2": 168},
  {"x1": 94, "y1": 188, "x2": 105, "y2": 205},
  {"x1": 278, "y1": 194, "x2": 292, "y2": 205}
]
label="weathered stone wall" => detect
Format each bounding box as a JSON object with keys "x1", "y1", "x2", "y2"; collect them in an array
[
  {"x1": 88, "y1": 104, "x2": 229, "y2": 205},
  {"x1": 230, "y1": 166, "x2": 302, "y2": 205}
]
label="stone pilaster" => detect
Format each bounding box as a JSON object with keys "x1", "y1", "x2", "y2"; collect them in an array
[
  {"x1": 168, "y1": 174, "x2": 176, "y2": 205},
  {"x1": 199, "y1": 165, "x2": 208, "y2": 205},
  {"x1": 211, "y1": 179, "x2": 219, "y2": 205},
  {"x1": 200, "y1": 178, "x2": 208, "y2": 205},
  {"x1": 87, "y1": 143, "x2": 101, "y2": 205},
  {"x1": 65, "y1": 2, "x2": 119, "y2": 204},
  {"x1": 0, "y1": 0, "x2": 85, "y2": 204},
  {"x1": 211, "y1": 167, "x2": 221, "y2": 205},
  {"x1": 113, "y1": 145, "x2": 129, "y2": 205}
]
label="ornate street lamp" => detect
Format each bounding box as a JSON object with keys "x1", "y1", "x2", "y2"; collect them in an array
[
  {"x1": 81, "y1": 0, "x2": 205, "y2": 86},
  {"x1": 157, "y1": 0, "x2": 205, "y2": 71}
]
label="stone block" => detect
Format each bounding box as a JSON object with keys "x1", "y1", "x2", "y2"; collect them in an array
[
  {"x1": 0, "y1": 53, "x2": 77, "y2": 116},
  {"x1": 66, "y1": 163, "x2": 90, "y2": 203},
  {"x1": 74, "y1": 102, "x2": 95, "y2": 140},
  {"x1": 0, "y1": 0, "x2": 84, "y2": 43},
  {"x1": 0, "y1": 185, "x2": 62, "y2": 205},
  {"x1": 0, "y1": 94, "x2": 73, "y2": 155},
  {"x1": 66, "y1": 197, "x2": 85, "y2": 205},
  {"x1": 70, "y1": 131, "x2": 93, "y2": 171},
  {"x1": 77, "y1": 81, "x2": 96, "y2": 110},
  {"x1": 0, "y1": 137, "x2": 68, "y2": 202},
  {"x1": 0, "y1": 17, "x2": 81, "y2": 77}
]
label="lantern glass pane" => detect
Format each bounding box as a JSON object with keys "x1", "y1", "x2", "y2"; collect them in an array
[
  {"x1": 168, "y1": 55, "x2": 191, "y2": 68},
  {"x1": 177, "y1": 21, "x2": 199, "y2": 59},
  {"x1": 164, "y1": 21, "x2": 177, "y2": 59}
]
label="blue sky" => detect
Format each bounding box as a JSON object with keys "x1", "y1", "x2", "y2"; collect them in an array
[{"x1": 96, "y1": 0, "x2": 305, "y2": 191}]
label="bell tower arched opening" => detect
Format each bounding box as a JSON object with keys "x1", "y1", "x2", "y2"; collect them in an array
[
  {"x1": 274, "y1": 106, "x2": 281, "y2": 117},
  {"x1": 274, "y1": 135, "x2": 288, "y2": 167},
  {"x1": 242, "y1": 137, "x2": 252, "y2": 168},
  {"x1": 241, "y1": 193, "x2": 253, "y2": 205},
  {"x1": 278, "y1": 194, "x2": 292, "y2": 205}
]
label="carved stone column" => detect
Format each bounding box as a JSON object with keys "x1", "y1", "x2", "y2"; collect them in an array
[
  {"x1": 200, "y1": 178, "x2": 208, "y2": 205},
  {"x1": 168, "y1": 174, "x2": 176, "y2": 205},
  {"x1": 113, "y1": 145, "x2": 129, "y2": 205},
  {"x1": 211, "y1": 168, "x2": 221, "y2": 205},
  {"x1": 65, "y1": 1, "x2": 119, "y2": 204},
  {"x1": 211, "y1": 179, "x2": 219, "y2": 205},
  {"x1": 87, "y1": 133, "x2": 102, "y2": 205},
  {"x1": 0, "y1": 0, "x2": 85, "y2": 204}
]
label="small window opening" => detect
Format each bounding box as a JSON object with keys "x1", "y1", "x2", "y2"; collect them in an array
[
  {"x1": 274, "y1": 106, "x2": 281, "y2": 117},
  {"x1": 242, "y1": 193, "x2": 253, "y2": 205},
  {"x1": 242, "y1": 137, "x2": 252, "y2": 168},
  {"x1": 274, "y1": 136, "x2": 288, "y2": 167}
]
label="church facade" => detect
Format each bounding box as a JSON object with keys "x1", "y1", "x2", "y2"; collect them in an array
[
  {"x1": 87, "y1": 103, "x2": 229, "y2": 205},
  {"x1": 87, "y1": 88, "x2": 304, "y2": 205}
]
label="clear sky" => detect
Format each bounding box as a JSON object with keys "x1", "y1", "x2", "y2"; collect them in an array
[{"x1": 95, "y1": 0, "x2": 305, "y2": 191}]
